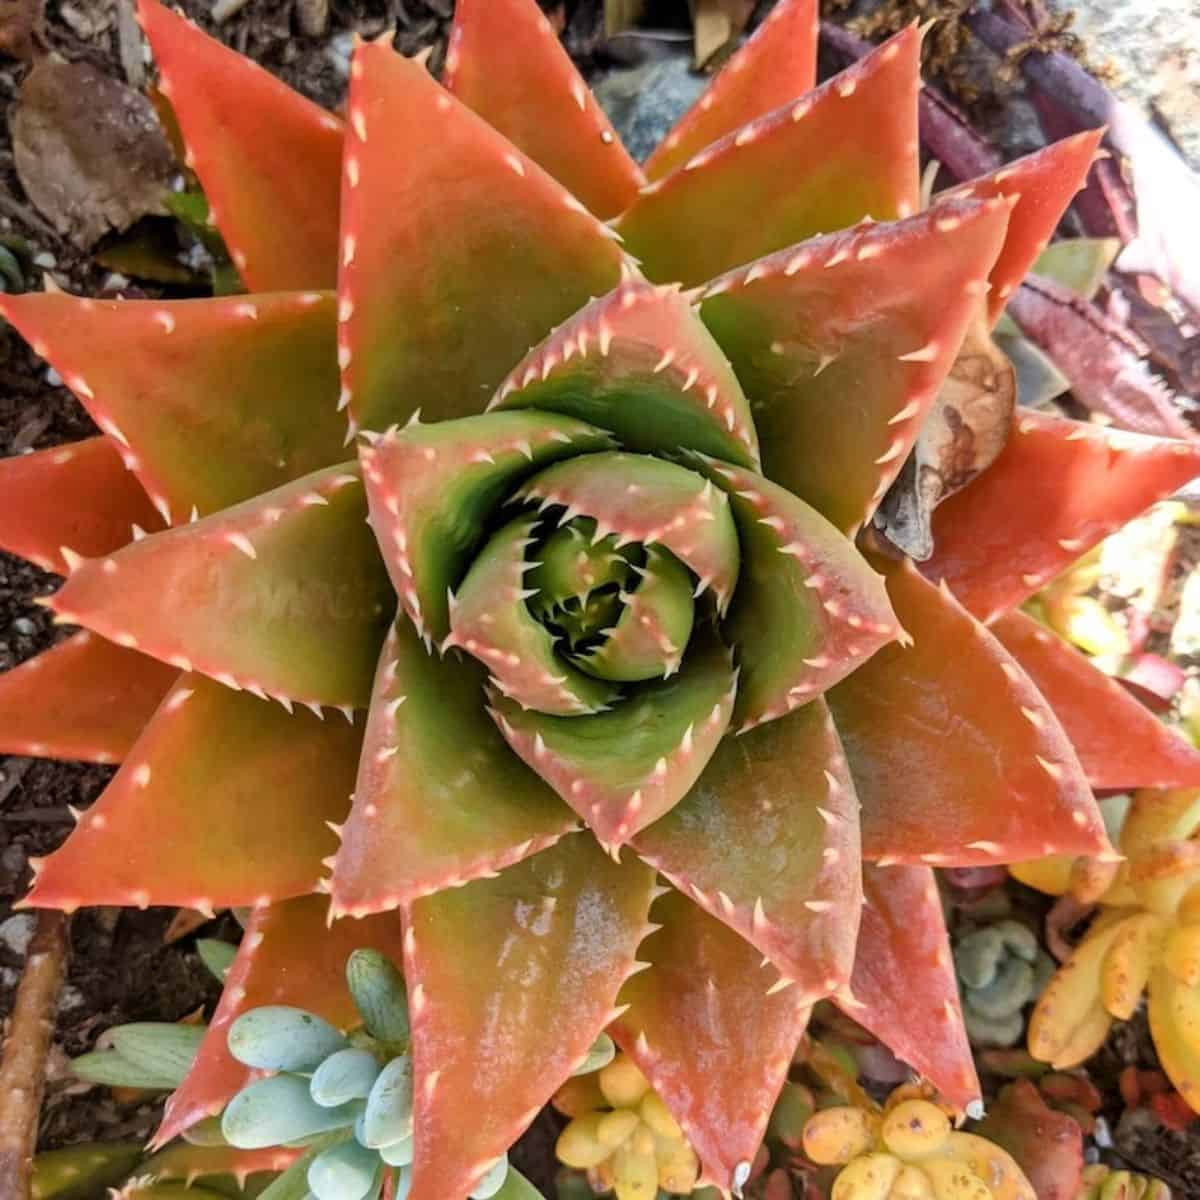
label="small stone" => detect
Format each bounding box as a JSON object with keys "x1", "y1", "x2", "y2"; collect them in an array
[{"x1": 0, "y1": 913, "x2": 37, "y2": 957}]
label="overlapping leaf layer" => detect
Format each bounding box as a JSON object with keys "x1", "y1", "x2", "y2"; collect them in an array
[{"x1": 2, "y1": 1, "x2": 1196, "y2": 1195}]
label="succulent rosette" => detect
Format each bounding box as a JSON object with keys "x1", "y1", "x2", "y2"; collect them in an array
[{"x1": 4, "y1": 1, "x2": 1200, "y2": 1196}]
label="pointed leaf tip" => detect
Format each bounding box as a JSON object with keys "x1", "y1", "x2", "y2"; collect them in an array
[
  {"x1": 0, "y1": 633, "x2": 176, "y2": 764},
  {"x1": 829, "y1": 559, "x2": 1109, "y2": 866},
  {"x1": 444, "y1": 0, "x2": 643, "y2": 218},
  {"x1": 926, "y1": 410, "x2": 1200, "y2": 622},
  {"x1": 0, "y1": 436, "x2": 164, "y2": 575},
  {"x1": 136, "y1": 0, "x2": 343, "y2": 290},
  {"x1": 612, "y1": 890, "x2": 812, "y2": 1189},
  {"x1": 644, "y1": 0, "x2": 819, "y2": 181},
  {"x1": 614, "y1": 25, "x2": 921, "y2": 286},
  {"x1": 339, "y1": 39, "x2": 626, "y2": 433}
]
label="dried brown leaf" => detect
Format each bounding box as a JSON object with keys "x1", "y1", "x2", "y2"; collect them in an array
[
  {"x1": 875, "y1": 310, "x2": 1016, "y2": 559},
  {"x1": 10, "y1": 59, "x2": 176, "y2": 250}
]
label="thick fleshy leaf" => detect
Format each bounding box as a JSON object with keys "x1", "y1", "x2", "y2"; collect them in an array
[
  {"x1": 359, "y1": 412, "x2": 613, "y2": 644},
  {"x1": 443, "y1": 0, "x2": 642, "y2": 218},
  {"x1": 993, "y1": 609, "x2": 1200, "y2": 790},
  {"x1": 612, "y1": 27, "x2": 920, "y2": 286},
  {"x1": 489, "y1": 279, "x2": 759, "y2": 469},
  {"x1": 338, "y1": 39, "x2": 627, "y2": 434},
  {"x1": 516, "y1": 452, "x2": 741, "y2": 611},
  {"x1": 489, "y1": 633, "x2": 737, "y2": 845},
  {"x1": 23, "y1": 674, "x2": 360, "y2": 912},
  {"x1": 50, "y1": 465, "x2": 392, "y2": 709},
  {"x1": 447, "y1": 515, "x2": 619, "y2": 715},
  {"x1": 828, "y1": 559, "x2": 1109, "y2": 865},
  {"x1": 330, "y1": 619, "x2": 577, "y2": 916},
  {"x1": 136, "y1": 0, "x2": 342, "y2": 290},
  {"x1": 0, "y1": 291, "x2": 343, "y2": 523},
  {"x1": 156, "y1": 897, "x2": 405, "y2": 1146},
  {"x1": 841, "y1": 864, "x2": 980, "y2": 1112},
  {"x1": 1148, "y1": 966, "x2": 1200, "y2": 1112},
  {"x1": 939, "y1": 131, "x2": 1104, "y2": 324},
  {"x1": 694, "y1": 458, "x2": 898, "y2": 730},
  {"x1": 611, "y1": 890, "x2": 812, "y2": 1189},
  {"x1": 632, "y1": 698, "x2": 861, "y2": 993},
  {"x1": 403, "y1": 835, "x2": 656, "y2": 1200},
  {"x1": 925, "y1": 411, "x2": 1200, "y2": 623},
  {"x1": 643, "y1": 0, "x2": 818, "y2": 181},
  {"x1": 0, "y1": 437, "x2": 163, "y2": 574},
  {"x1": 0, "y1": 632, "x2": 175, "y2": 763},
  {"x1": 697, "y1": 198, "x2": 1009, "y2": 533},
  {"x1": 142, "y1": 1141, "x2": 299, "y2": 1186}
]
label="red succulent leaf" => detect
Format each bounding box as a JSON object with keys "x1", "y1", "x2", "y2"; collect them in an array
[
  {"x1": 632, "y1": 698, "x2": 862, "y2": 997},
  {"x1": 993, "y1": 610, "x2": 1200, "y2": 790},
  {"x1": 611, "y1": 889, "x2": 812, "y2": 1190},
  {"x1": 973, "y1": 1079, "x2": 1084, "y2": 1200},
  {"x1": 143, "y1": 1142, "x2": 300, "y2": 1186},
  {"x1": 925, "y1": 411, "x2": 1200, "y2": 623},
  {"x1": 0, "y1": 291, "x2": 344, "y2": 524},
  {"x1": 693, "y1": 458, "x2": 899, "y2": 730},
  {"x1": 938, "y1": 131, "x2": 1104, "y2": 325},
  {"x1": 612, "y1": 27, "x2": 921, "y2": 286},
  {"x1": 136, "y1": 0, "x2": 342, "y2": 290},
  {"x1": 841, "y1": 864, "x2": 981, "y2": 1112},
  {"x1": 49, "y1": 465, "x2": 392, "y2": 710},
  {"x1": 643, "y1": 0, "x2": 818, "y2": 181},
  {"x1": 23, "y1": 674, "x2": 359, "y2": 912},
  {"x1": 489, "y1": 279, "x2": 760, "y2": 469},
  {"x1": 0, "y1": 437, "x2": 163, "y2": 574},
  {"x1": 0, "y1": 632, "x2": 176, "y2": 764},
  {"x1": 403, "y1": 834, "x2": 656, "y2": 1200},
  {"x1": 338, "y1": 39, "x2": 628, "y2": 434},
  {"x1": 828, "y1": 559, "x2": 1110, "y2": 865},
  {"x1": 444, "y1": 0, "x2": 643, "y2": 218},
  {"x1": 359, "y1": 412, "x2": 613, "y2": 645},
  {"x1": 697, "y1": 198, "x2": 1009, "y2": 534},
  {"x1": 156, "y1": 896, "x2": 405, "y2": 1146},
  {"x1": 330, "y1": 619, "x2": 578, "y2": 917},
  {"x1": 488, "y1": 632, "x2": 737, "y2": 846}
]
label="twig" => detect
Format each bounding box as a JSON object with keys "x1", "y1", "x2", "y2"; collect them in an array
[
  {"x1": 116, "y1": 0, "x2": 145, "y2": 89},
  {"x1": 212, "y1": 0, "x2": 253, "y2": 24},
  {"x1": 296, "y1": 0, "x2": 328, "y2": 37},
  {"x1": 0, "y1": 910, "x2": 69, "y2": 1200}
]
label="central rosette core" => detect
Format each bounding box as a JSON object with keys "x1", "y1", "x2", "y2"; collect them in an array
[{"x1": 443, "y1": 450, "x2": 741, "y2": 717}]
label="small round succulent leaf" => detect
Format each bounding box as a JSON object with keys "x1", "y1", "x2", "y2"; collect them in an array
[
  {"x1": 222, "y1": 1075, "x2": 359, "y2": 1150},
  {"x1": 346, "y1": 950, "x2": 410, "y2": 1047},
  {"x1": 311, "y1": 1049, "x2": 383, "y2": 1108},
  {"x1": 307, "y1": 1140, "x2": 382, "y2": 1200},
  {"x1": 362, "y1": 1056, "x2": 414, "y2": 1149},
  {"x1": 229, "y1": 1007, "x2": 348, "y2": 1072}
]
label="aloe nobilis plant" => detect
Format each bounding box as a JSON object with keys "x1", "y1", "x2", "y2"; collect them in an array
[{"x1": 4, "y1": 0, "x2": 1200, "y2": 1195}]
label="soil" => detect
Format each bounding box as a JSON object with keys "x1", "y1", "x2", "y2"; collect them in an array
[{"x1": 0, "y1": 0, "x2": 1197, "y2": 1195}]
